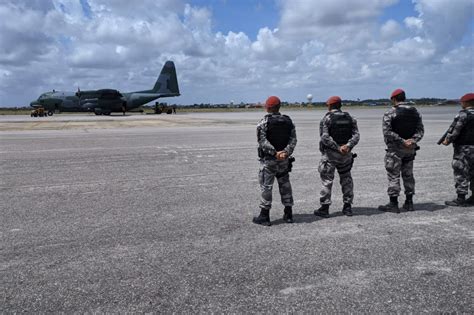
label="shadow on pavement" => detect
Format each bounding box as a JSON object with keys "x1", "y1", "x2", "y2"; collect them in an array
[
  {"x1": 269, "y1": 202, "x2": 450, "y2": 225},
  {"x1": 271, "y1": 213, "x2": 324, "y2": 225},
  {"x1": 414, "y1": 202, "x2": 449, "y2": 212},
  {"x1": 352, "y1": 202, "x2": 448, "y2": 216}
]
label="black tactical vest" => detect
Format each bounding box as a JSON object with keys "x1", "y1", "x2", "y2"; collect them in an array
[
  {"x1": 267, "y1": 115, "x2": 293, "y2": 151},
  {"x1": 391, "y1": 106, "x2": 420, "y2": 139},
  {"x1": 328, "y1": 112, "x2": 353, "y2": 145},
  {"x1": 454, "y1": 109, "x2": 474, "y2": 145}
]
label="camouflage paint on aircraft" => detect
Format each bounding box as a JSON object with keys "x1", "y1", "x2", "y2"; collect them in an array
[{"x1": 30, "y1": 61, "x2": 180, "y2": 115}]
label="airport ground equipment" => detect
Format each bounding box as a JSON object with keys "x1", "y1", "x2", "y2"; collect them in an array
[
  {"x1": 154, "y1": 103, "x2": 173, "y2": 114},
  {"x1": 30, "y1": 107, "x2": 53, "y2": 117}
]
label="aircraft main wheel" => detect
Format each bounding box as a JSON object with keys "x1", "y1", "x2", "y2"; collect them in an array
[
  {"x1": 166, "y1": 109, "x2": 172, "y2": 114},
  {"x1": 47, "y1": 111, "x2": 53, "y2": 116}
]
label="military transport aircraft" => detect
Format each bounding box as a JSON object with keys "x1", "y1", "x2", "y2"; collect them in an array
[{"x1": 30, "y1": 61, "x2": 180, "y2": 115}]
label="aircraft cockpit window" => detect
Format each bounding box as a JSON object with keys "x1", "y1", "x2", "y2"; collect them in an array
[{"x1": 39, "y1": 92, "x2": 54, "y2": 100}]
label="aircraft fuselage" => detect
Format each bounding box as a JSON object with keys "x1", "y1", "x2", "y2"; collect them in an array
[
  {"x1": 29, "y1": 91, "x2": 161, "y2": 113},
  {"x1": 29, "y1": 61, "x2": 180, "y2": 114}
]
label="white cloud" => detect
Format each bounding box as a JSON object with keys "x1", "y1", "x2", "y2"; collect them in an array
[
  {"x1": 279, "y1": 0, "x2": 397, "y2": 39},
  {"x1": 410, "y1": 0, "x2": 473, "y2": 53},
  {"x1": 376, "y1": 36, "x2": 436, "y2": 63},
  {"x1": 381, "y1": 19, "x2": 402, "y2": 39},
  {"x1": 250, "y1": 27, "x2": 298, "y2": 61},
  {"x1": 52, "y1": 0, "x2": 85, "y2": 23},
  {"x1": 404, "y1": 16, "x2": 423, "y2": 32}
]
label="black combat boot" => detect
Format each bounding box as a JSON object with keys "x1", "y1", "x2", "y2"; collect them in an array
[
  {"x1": 314, "y1": 204, "x2": 330, "y2": 218},
  {"x1": 253, "y1": 209, "x2": 271, "y2": 226},
  {"x1": 378, "y1": 196, "x2": 400, "y2": 213},
  {"x1": 465, "y1": 194, "x2": 474, "y2": 205},
  {"x1": 403, "y1": 194, "x2": 414, "y2": 211},
  {"x1": 342, "y1": 203, "x2": 353, "y2": 216},
  {"x1": 283, "y1": 206, "x2": 294, "y2": 223},
  {"x1": 445, "y1": 194, "x2": 466, "y2": 207}
]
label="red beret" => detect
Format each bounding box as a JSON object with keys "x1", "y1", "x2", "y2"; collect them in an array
[
  {"x1": 460, "y1": 93, "x2": 474, "y2": 102},
  {"x1": 265, "y1": 96, "x2": 281, "y2": 108},
  {"x1": 390, "y1": 88, "x2": 405, "y2": 99},
  {"x1": 326, "y1": 96, "x2": 341, "y2": 106}
]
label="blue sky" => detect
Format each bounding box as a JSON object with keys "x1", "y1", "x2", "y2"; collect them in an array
[
  {"x1": 0, "y1": 0, "x2": 473, "y2": 106},
  {"x1": 379, "y1": 0, "x2": 417, "y2": 23},
  {"x1": 189, "y1": 0, "x2": 280, "y2": 39}
]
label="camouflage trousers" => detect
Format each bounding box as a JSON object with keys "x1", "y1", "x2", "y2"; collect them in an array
[
  {"x1": 319, "y1": 153, "x2": 354, "y2": 205},
  {"x1": 384, "y1": 150, "x2": 415, "y2": 197},
  {"x1": 259, "y1": 158, "x2": 293, "y2": 210},
  {"x1": 452, "y1": 145, "x2": 474, "y2": 195}
]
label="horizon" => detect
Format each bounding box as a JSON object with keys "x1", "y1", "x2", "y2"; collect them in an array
[{"x1": 1, "y1": 96, "x2": 460, "y2": 109}]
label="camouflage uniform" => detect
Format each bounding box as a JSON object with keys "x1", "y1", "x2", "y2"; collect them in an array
[
  {"x1": 319, "y1": 109, "x2": 360, "y2": 205},
  {"x1": 382, "y1": 103, "x2": 424, "y2": 197},
  {"x1": 445, "y1": 108, "x2": 474, "y2": 196},
  {"x1": 257, "y1": 113, "x2": 297, "y2": 210}
]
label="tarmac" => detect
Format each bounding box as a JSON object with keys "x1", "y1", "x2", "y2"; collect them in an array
[{"x1": 1, "y1": 107, "x2": 473, "y2": 313}]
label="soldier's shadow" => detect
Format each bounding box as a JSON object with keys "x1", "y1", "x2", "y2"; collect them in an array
[
  {"x1": 351, "y1": 202, "x2": 448, "y2": 216},
  {"x1": 271, "y1": 213, "x2": 324, "y2": 225},
  {"x1": 272, "y1": 202, "x2": 449, "y2": 224}
]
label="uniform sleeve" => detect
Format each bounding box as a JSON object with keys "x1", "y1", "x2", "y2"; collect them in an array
[
  {"x1": 256, "y1": 118, "x2": 276, "y2": 156},
  {"x1": 382, "y1": 111, "x2": 404, "y2": 145},
  {"x1": 347, "y1": 117, "x2": 360, "y2": 149},
  {"x1": 320, "y1": 115, "x2": 340, "y2": 151},
  {"x1": 284, "y1": 122, "x2": 297, "y2": 155},
  {"x1": 411, "y1": 111, "x2": 424, "y2": 143},
  {"x1": 446, "y1": 112, "x2": 466, "y2": 143}
]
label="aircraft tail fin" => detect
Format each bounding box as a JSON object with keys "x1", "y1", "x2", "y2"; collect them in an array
[{"x1": 151, "y1": 61, "x2": 180, "y2": 96}]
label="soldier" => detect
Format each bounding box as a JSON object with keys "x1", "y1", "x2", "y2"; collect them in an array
[
  {"x1": 314, "y1": 96, "x2": 360, "y2": 218},
  {"x1": 378, "y1": 89, "x2": 424, "y2": 213},
  {"x1": 253, "y1": 96, "x2": 297, "y2": 226},
  {"x1": 442, "y1": 93, "x2": 474, "y2": 206}
]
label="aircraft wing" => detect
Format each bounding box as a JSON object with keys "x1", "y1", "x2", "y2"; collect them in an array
[{"x1": 76, "y1": 89, "x2": 123, "y2": 100}]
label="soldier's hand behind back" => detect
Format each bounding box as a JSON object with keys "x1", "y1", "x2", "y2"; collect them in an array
[
  {"x1": 339, "y1": 145, "x2": 350, "y2": 155},
  {"x1": 403, "y1": 139, "x2": 416, "y2": 148},
  {"x1": 276, "y1": 151, "x2": 288, "y2": 160},
  {"x1": 442, "y1": 139, "x2": 449, "y2": 146}
]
